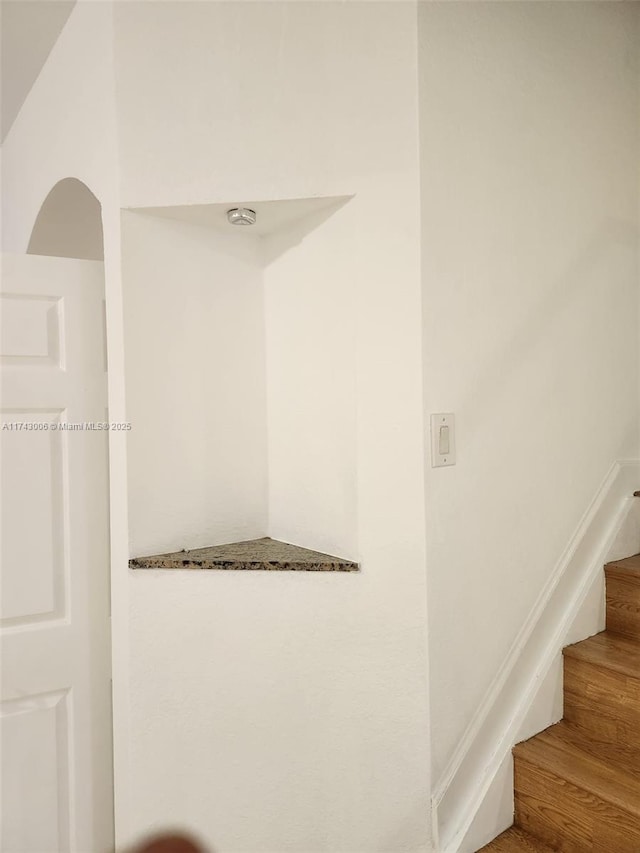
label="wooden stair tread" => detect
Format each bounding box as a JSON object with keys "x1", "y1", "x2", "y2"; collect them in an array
[
  {"x1": 477, "y1": 826, "x2": 557, "y2": 851},
  {"x1": 562, "y1": 630, "x2": 640, "y2": 678},
  {"x1": 514, "y1": 724, "x2": 640, "y2": 816},
  {"x1": 537, "y1": 720, "x2": 640, "y2": 781},
  {"x1": 606, "y1": 554, "x2": 640, "y2": 585}
]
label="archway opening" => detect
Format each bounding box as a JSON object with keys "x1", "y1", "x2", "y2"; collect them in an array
[{"x1": 27, "y1": 177, "x2": 103, "y2": 260}]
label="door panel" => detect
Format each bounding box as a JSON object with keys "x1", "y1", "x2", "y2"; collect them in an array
[
  {"x1": 1, "y1": 409, "x2": 66, "y2": 625},
  {"x1": 1, "y1": 253, "x2": 113, "y2": 853},
  {"x1": 1, "y1": 690, "x2": 72, "y2": 853},
  {"x1": 0, "y1": 293, "x2": 63, "y2": 366}
]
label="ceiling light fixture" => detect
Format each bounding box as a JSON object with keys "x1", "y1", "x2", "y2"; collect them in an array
[{"x1": 227, "y1": 208, "x2": 257, "y2": 226}]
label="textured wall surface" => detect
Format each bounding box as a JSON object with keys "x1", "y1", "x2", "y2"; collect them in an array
[{"x1": 420, "y1": 0, "x2": 640, "y2": 788}]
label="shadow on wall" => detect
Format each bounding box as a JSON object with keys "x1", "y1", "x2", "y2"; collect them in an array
[
  {"x1": 131, "y1": 832, "x2": 212, "y2": 853},
  {"x1": 27, "y1": 176, "x2": 103, "y2": 260}
]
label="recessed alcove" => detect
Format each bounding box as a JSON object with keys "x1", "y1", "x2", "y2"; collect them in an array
[{"x1": 122, "y1": 194, "x2": 358, "y2": 567}]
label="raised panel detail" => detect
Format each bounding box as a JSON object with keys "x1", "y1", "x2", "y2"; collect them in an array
[
  {"x1": 1, "y1": 410, "x2": 67, "y2": 626},
  {"x1": 0, "y1": 690, "x2": 71, "y2": 853},
  {"x1": 0, "y1": 294, "x2": 63, "y2": 367}
]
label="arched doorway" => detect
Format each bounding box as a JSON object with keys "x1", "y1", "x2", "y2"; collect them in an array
[
  {"x1": 27, "y1": 177, "x2": 104, "y2": 261},
  {"x1": 1, "y1": 178, "x2": 113, "y2": 852}
]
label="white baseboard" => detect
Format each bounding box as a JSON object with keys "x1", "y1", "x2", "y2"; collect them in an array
[{"x1": 431, "y1": 459, "x2": 640, "y2": 853}]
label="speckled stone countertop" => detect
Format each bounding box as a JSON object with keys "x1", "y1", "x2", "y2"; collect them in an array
[{"x1": 129, "y1": 537, "x2": 359, "y2": 572}]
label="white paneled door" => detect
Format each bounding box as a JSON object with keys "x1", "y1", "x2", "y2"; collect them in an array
[{"x1": 1, "y1": 254, "x2": 113, "y2": 853}]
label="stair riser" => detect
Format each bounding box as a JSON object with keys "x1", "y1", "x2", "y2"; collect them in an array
[
  {"x1": 514, "y1": 755, "x2": 640, "y2": 853},
  {"x1": 606, "y1": 575, "x2": 640, "y2": 641},
  {"x1": 563, "y1": 657, "x2": 640, "y2": 748}
]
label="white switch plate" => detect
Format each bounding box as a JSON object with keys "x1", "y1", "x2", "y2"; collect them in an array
[{"x1": 431, "y1": 413, "x2": 456, "y2": 467}]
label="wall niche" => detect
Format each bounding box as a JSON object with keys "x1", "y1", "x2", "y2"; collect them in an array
[{"x1": 122, "y1": 194, "x2": 358, "y2": 567}]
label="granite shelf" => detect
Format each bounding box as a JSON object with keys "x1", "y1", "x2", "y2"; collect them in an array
[{"x1": 129, "y1": 537, "x2": 359, "y2": 572}]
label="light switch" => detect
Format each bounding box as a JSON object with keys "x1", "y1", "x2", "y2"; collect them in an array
[
  {"x1": 438, "y1": 425, "x2": 450, "y2": 455},
  {"x1": 431, "y1": 413, "x2": 455, "y2": 467}
]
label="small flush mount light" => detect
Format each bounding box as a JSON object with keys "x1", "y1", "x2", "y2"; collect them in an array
[{"x1": 227, "y1": 208, "x2": 257, "y2": 226}]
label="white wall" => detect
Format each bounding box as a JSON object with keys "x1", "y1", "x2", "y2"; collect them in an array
[
  {"x1": 116, "y1": 3, "x2": 430, "y2": 852},
  {"x1": 1, "y1": 2, "x2": 118, "y2": 257},
  {"x1": 264, "y1": 200, "x2": 358, "y2": 560},
  {"x1": 0, "y1": 0, "x2": 76, "y2": 142},
  {"x1": 122, "y1": 211, "x2": 268, "y2": 557},
  {"x1": 419, "y1": 0, "x2": 640, "y2": 795}
]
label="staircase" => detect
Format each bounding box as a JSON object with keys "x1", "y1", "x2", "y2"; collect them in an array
[{"x1": 479, "y1": 555, "x2": 640, "y2": 852}]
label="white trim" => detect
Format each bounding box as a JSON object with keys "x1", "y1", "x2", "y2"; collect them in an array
[
  {"x1": 432, "y1": 459, "x2": 640, "y2": 853},
  {"x1": 103, "y1": 206, "x2": 132, "y2": 847}
]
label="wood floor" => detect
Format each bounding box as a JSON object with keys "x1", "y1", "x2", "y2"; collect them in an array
[{"x1": 478, "y1": 554, "x2": 640, "y2": 852}]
